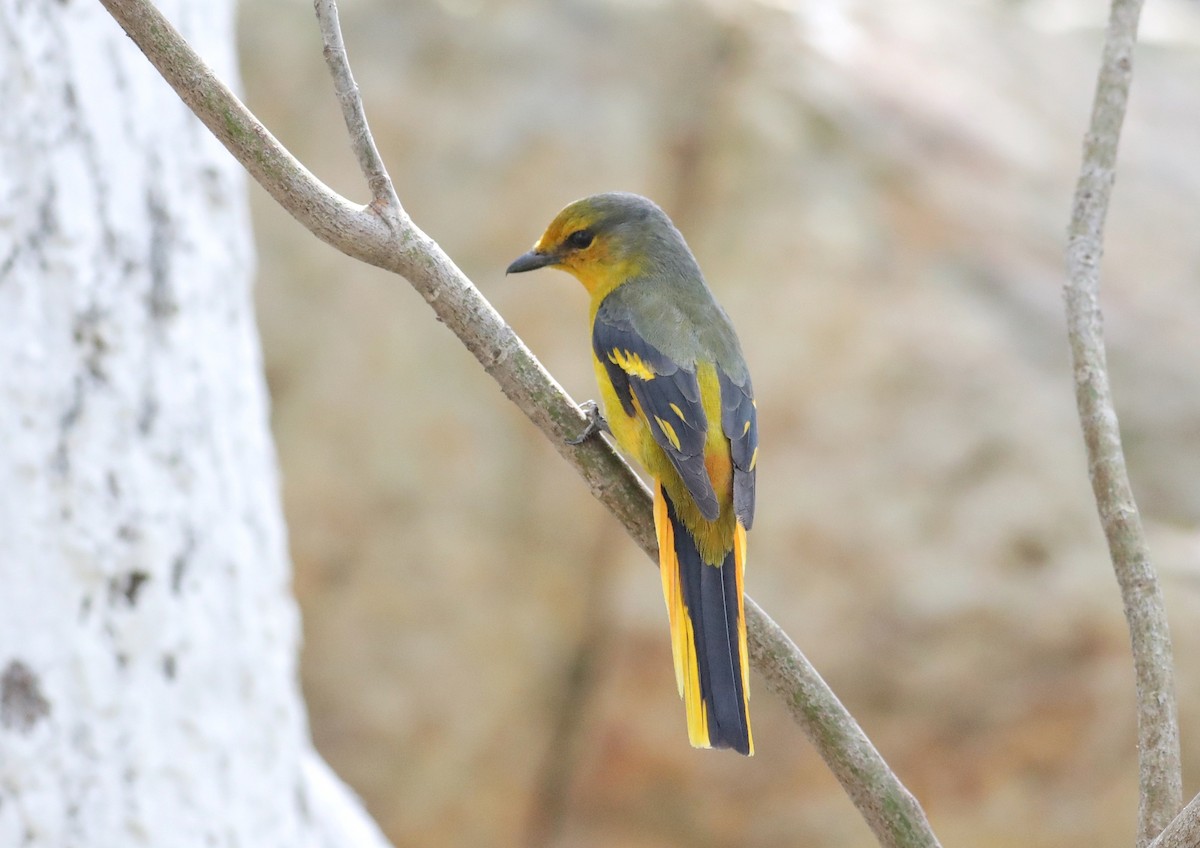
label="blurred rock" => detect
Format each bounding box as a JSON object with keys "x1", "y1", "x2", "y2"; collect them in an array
[{"x1": 238, "y1": 0, "x2": 1200, "y2": 845}]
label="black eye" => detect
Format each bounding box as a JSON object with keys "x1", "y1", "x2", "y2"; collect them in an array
[{"x1": 566, "y1": 229, "x2": 594, "y2": 250}]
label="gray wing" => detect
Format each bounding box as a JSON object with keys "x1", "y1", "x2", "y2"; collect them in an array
[{"x1": 717, "y1": 366, "x2": 756, "y2": 528}]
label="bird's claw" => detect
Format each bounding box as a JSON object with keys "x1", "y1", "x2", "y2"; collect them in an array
[{"x1": 567, "y1": 400, "x2": 610, "y2": 445}]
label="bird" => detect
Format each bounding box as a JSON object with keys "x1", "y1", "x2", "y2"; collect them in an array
[{"x1": 507, "y1": 192, "x2": 757, "y2": 755}]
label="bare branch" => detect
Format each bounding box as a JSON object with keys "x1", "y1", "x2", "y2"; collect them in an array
[
  {"x1": 747, "y1": 602, "x2": 940, "y2": 848},
  {"x1": 1064, "y1": 0, "x2": 1182, "y2": 843},
  {"x1": 97, "y1": 2, "x2": 941, "y2": 846},
  {"x1": 312, "y1": 0, "x2": 399, "y2": 213},
  {"x1": 95, "y1": 0, "x2": 391, "y2": 263},
  {"x1": 1147, "y1": 791, "x2": 1200, "y2": 848}
]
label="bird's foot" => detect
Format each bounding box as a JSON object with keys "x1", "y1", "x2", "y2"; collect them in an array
[{"x1": 567, "y1": 400, "x2": 610, "y2": 445}]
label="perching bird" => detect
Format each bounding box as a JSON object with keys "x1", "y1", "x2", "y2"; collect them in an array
[{"x1": 507, "y1": 193, "x2": 757, "y2": 755}]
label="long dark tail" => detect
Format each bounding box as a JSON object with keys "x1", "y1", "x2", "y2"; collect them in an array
[{"x1": 655, "y1": 485, "x2": 752, "y2": 755}]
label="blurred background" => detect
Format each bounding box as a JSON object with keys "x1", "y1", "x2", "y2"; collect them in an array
[{"x1": 236, "y1": 1, "x2": 1200, "y2": 845}]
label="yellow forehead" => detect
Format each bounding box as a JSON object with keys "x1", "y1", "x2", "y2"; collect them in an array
[
  {"x1": 527, "y1": 202, "x2": 647, "y2": 299},
  {"x1": 533, "y1": 205, "x2": 598, "y2": 252}
]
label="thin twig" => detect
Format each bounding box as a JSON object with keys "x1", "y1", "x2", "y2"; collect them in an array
[
  {"x1": 312, "y1": 0, "x2": 398, "y2": 213},
  {"x1": 1064, "y1": 0, "x2": 1182, "y2": 844},
  {"x1": 97, "y1": 2, "x2": 940, "y2": 845}
]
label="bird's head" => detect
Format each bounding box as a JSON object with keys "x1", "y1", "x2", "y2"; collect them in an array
[{"x1": 506, "y1": 193, "x2": 690, "y2": 297}]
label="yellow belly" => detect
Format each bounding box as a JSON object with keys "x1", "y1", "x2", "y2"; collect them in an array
[{"x1": 592, "y1": 354, "x2": 657, "y2": 469}]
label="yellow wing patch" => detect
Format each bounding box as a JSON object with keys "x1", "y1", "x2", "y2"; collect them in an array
[
  {"x1": 655, "y1": 416, "x2": 682, "y2": 452},
  {"x1": 607, "y1": 348, "x2": 656, "y2": 381}
]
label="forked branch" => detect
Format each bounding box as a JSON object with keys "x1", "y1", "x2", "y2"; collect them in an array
[{"x1": 96, "y1": 0, "x2": 939, "y2": 846}]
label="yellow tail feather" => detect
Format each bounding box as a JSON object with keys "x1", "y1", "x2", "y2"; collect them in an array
[
  {"x1": 735, "y1": 521, "x2": 753, "y2": 754},
  {"x1": 655, "y1": 485, "x2": 711, "y2": 748}
]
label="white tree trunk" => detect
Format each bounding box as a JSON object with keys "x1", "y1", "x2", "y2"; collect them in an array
[{"x1": 0, "y1": 2, "x2": 389, "y2": 846}]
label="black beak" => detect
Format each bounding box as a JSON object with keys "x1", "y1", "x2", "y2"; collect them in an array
[{"x1": 506, "y1": 250, "x2": 556, "y2": 275}]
